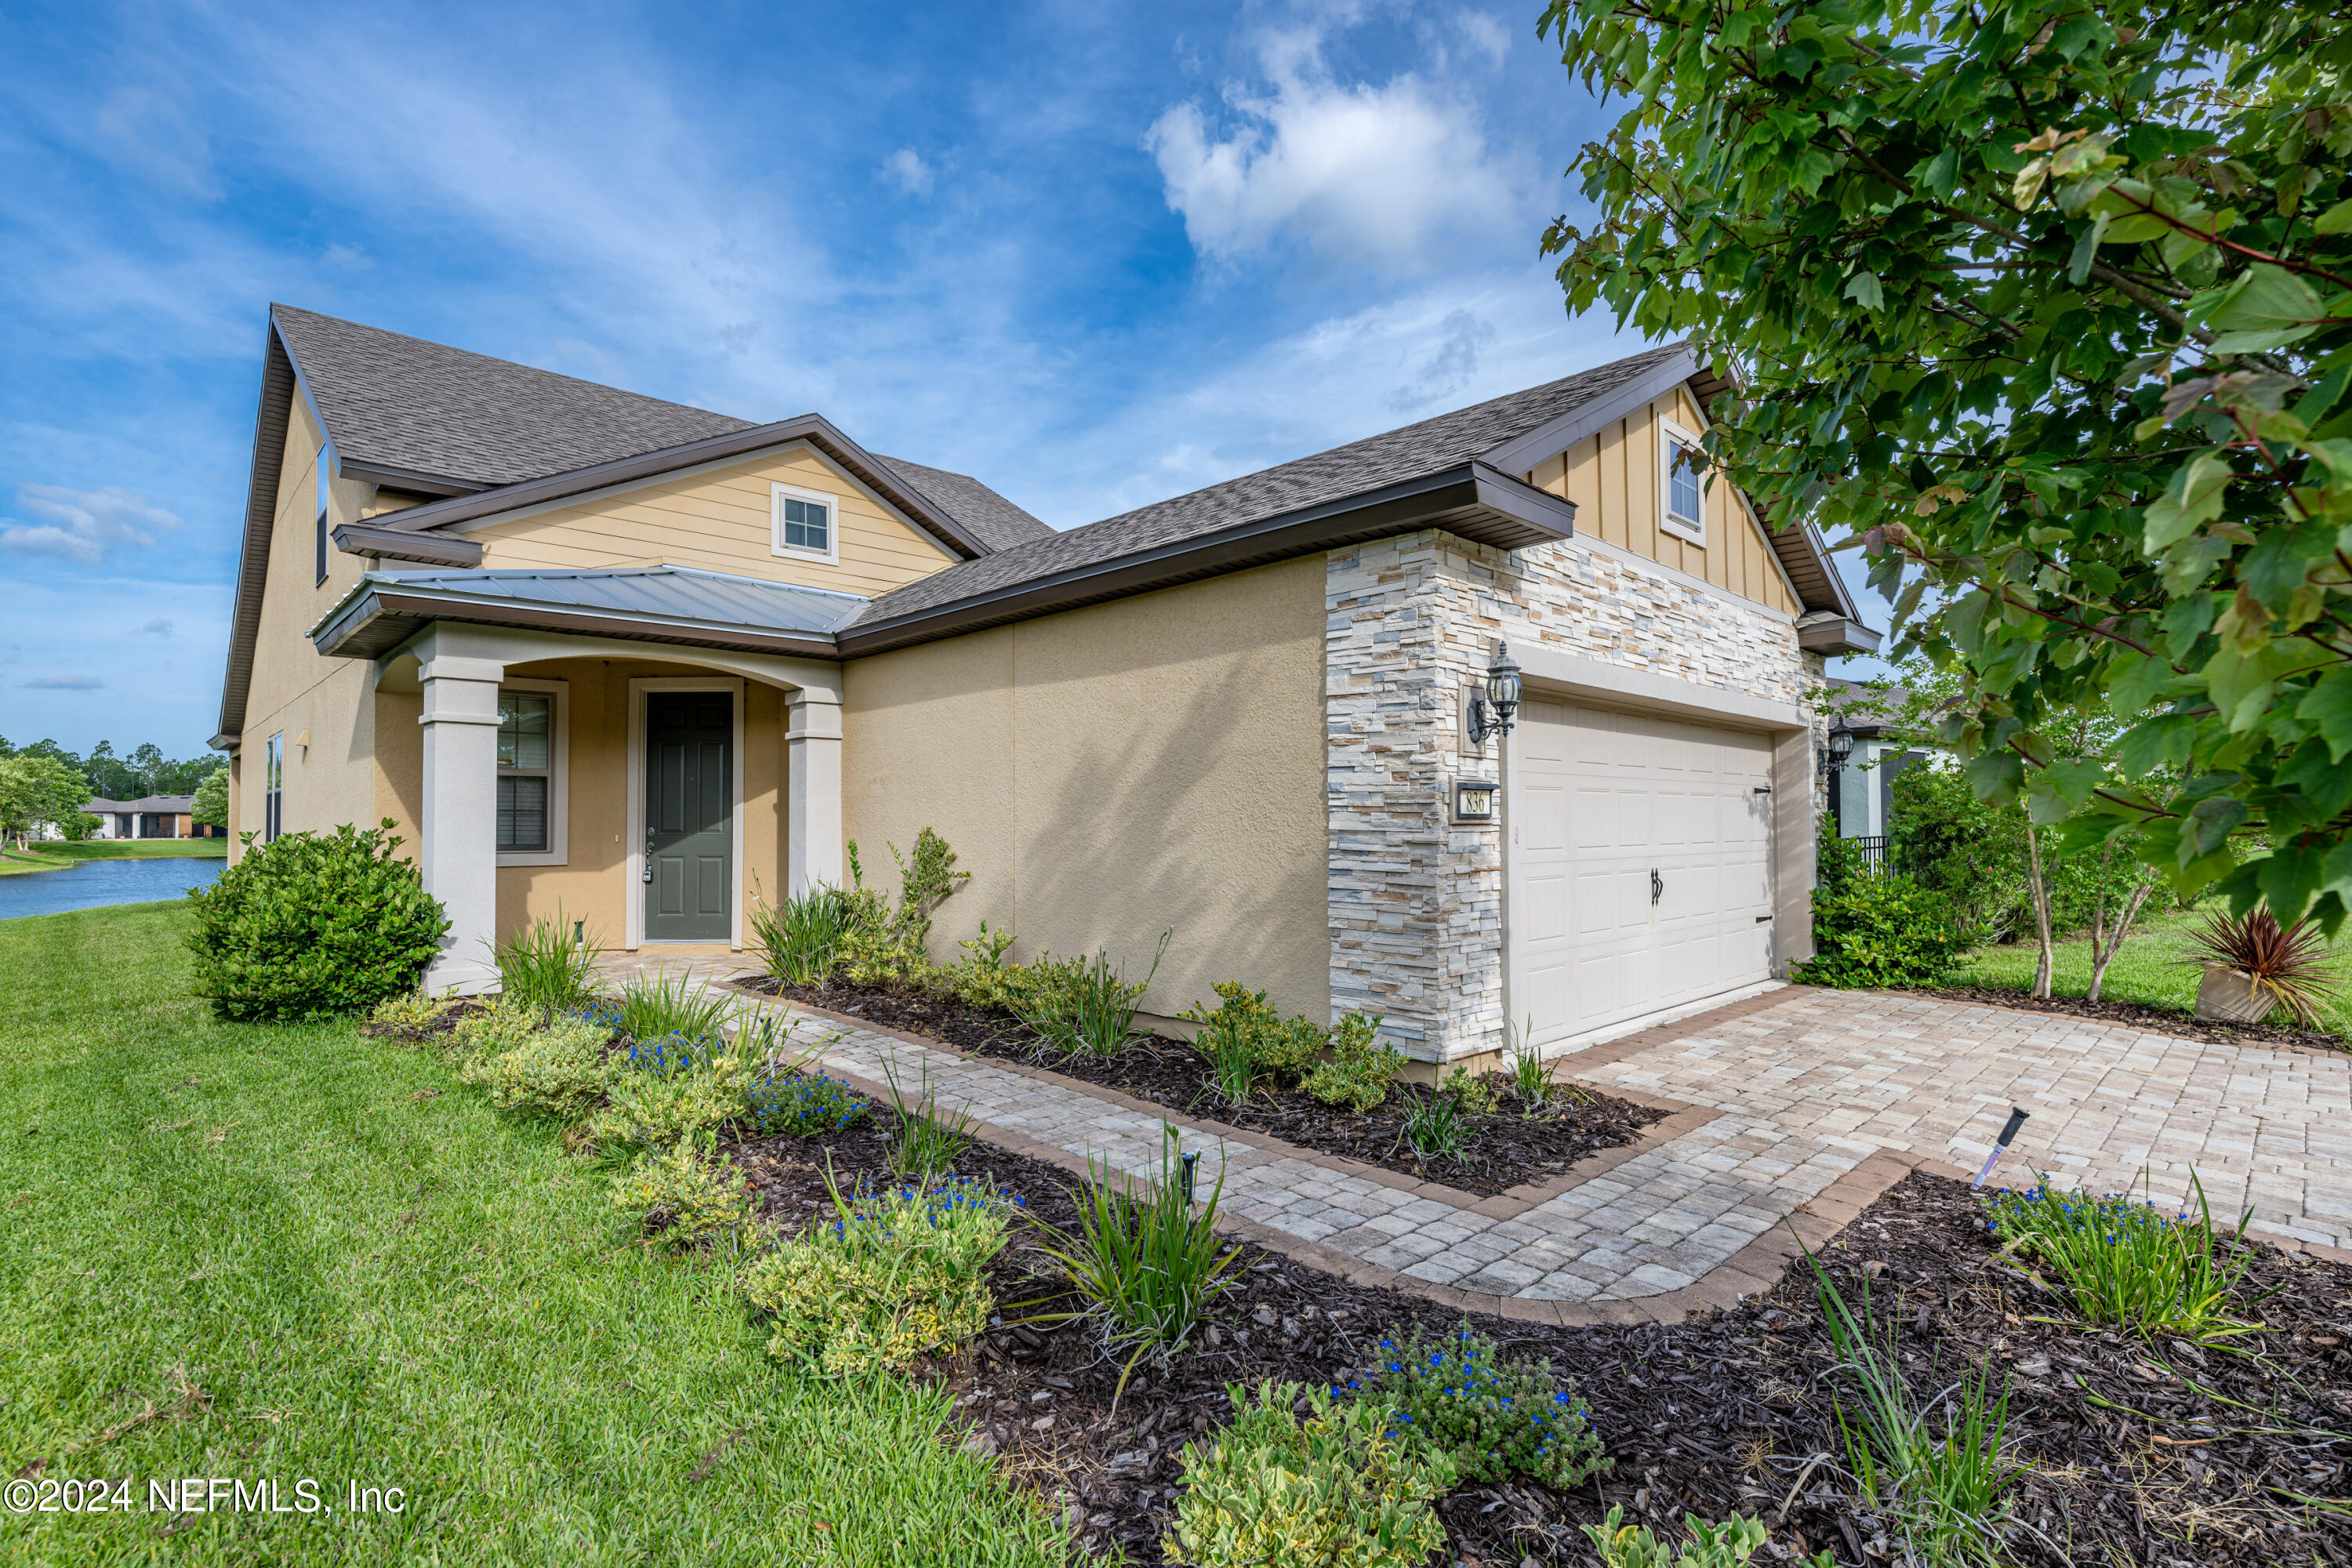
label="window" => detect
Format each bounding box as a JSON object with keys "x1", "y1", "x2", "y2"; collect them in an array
[
  {"x1": 1658, "y1": 416, "x2": 1708, "y2": 546},
  {"x1": 495, "y1": 681, "x2": 568, "y2": 865},
  {"x1": 264, "y1": 733, "x2": 284, "y2": 841},
  {"x1": 771, "y1": 482, "x2": 839, "y2": 563},
  {"x1": 315, "y1": 463, "x2": 331, "y2": 584}
]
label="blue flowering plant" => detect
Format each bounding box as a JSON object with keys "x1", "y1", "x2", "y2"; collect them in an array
[
  {"x1": 1349, "y1": 1322, "x2": 1606, "y2": 1490},
  {"x1": 745, "y1": 1070, "x2": 870, "y2": 1136},
  {"x1": 1981, "y1": 1171, "x2": 2267, "y2": 1344}
]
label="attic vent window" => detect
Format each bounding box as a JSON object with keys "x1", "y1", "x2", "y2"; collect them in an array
[
  {"x1": 771, "y1": 483, "x2": 839, "y2": 564},
  {"x1": 1658, "y1": 416, "x2": 1708, "y2": 546}
]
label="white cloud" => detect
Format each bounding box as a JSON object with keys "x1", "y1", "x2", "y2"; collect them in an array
[
  {"x1": 93, "y1": 84, "x2": 220, "y2": 199},
  {"x1": 24, "y1": 674, "x2": 104, "y2": 691},
  {"x1": 0, "y1": 485, "x2": 183, "y2": 565},
  {"x1": 882, "y1": 148, "x2": 935, "y2": 198},
  {"x1": 136, "y1": 617, "x2": 173, "y2": 635},
  {"x1": 1145, "y1": 22, "x2": 1526, "y2": 274},
  {"x1": 1456, "y1": 11, "x2": 1510, "y2": 67}
]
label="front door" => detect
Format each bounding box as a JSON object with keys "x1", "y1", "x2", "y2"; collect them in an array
[{"x1": 644, "y1": 691, "x2": 732, "y2": 942}]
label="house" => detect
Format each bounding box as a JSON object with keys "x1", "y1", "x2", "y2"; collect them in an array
[
  {"x1": 1821, "y1": 680, "x2": 1936, "y2": 854},
  {"x1": 83, "y1": 795, "x2": 201, "y2": 840},
  {"x1": 212, "y1": 304, "x2": 1877, "y2": 1067}
]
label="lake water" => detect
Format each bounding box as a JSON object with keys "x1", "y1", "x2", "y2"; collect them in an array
[{"x1": 0, "y1": 856, "x2": 227, "y2": 920}]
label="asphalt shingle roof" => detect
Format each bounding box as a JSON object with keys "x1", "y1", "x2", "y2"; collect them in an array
[
  {"x1": 270, "y1": 305, "x2": 1052, "y2": 554},
  {"x1": 850, "y1": 342, "x2": 1690, "y2": 626}
]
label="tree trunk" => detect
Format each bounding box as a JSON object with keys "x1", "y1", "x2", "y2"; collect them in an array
[
  {"x1": 2023, "y1": 808, "x2": 2055, "y2": 999},
  {"x1": 2085, "y1": 878, "x2": 2156, "y2": 1003}
]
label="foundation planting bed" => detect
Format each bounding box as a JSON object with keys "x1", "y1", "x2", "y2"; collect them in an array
[
  {"x1": 737, "y1": 976, "x2": 1668, "y2": 1199},
  {"x1": 729, "y1": 1096, "x2": 2352, "y2": 1568},
  {"x1": 1904, "y1": 983, "x2": 2349, "y2": 1054}
]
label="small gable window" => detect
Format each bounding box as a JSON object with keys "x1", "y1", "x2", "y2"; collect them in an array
[
  {"x1": 771, "y1": 483, "x2": 839, "y2": 564},
  {"x1": 1658, "y1": 417, "x2": 1708, "y2": 546}
]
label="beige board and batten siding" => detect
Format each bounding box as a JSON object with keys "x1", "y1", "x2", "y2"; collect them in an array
[
  {"x1": 843, "y1": 556, "x2": 1330, "y2": 1029},
  {"x1": 1527, "y1": 387, "x2": 1799, "y2": 615},
  {"x1": 468, "y1": 445, "x2": 956, "y2": 597}
]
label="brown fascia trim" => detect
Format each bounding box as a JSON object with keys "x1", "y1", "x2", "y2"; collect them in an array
[
  {"x1": 1796, "y1": 613, "x2": 1884, "y2": 655},
  {"x1": 1479, "y1": 347, "x2": 1701, "y2": 478},
  {"x1": 345, "y1": 415, "x2": 993, "y2": 561},
  {"x1": 332, "y1": 521, "x2": 485, "y2": 568},
  {"x1": 837, "y1": 462, "x2": 1576, "y2": 657},
  {"x1": 314, "y1": 589, "x2": 844, "y2": 663},
  {"x1": 333, "y1": 458, "x2": 485, "y2": 498},
  {"x1": 215, "y1": 321, "x2": 299, "y2": 743}
]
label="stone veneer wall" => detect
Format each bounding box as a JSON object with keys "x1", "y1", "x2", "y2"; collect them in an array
[{"x1": 1326, "y1": 529, "x2": 1827, "y2": 1064}]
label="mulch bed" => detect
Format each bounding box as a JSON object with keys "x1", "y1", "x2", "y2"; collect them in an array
[
  {"x1": 1904, "y1": 983, "x2": 2350, "y2": 1054},
  {"x1": 735, "y1": 976, "x2": 1667, "y2": 1200},
  {"x1": 729, "y1": 1098, "x2": 2352, "y2": 1568}
]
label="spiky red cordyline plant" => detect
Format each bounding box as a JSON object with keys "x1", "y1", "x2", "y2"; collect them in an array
[{"x1": 2182, "y1": 908, "x2": 2339, "y2": 1029}]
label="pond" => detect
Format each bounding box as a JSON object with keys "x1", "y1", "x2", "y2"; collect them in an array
[{"x1": 0, "y1": 856, "x2": 226, "y2": 921}]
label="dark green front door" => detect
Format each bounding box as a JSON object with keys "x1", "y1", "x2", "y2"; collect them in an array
[{"x1": 644, "y1": 691, "x2": 731, "y2": 942}]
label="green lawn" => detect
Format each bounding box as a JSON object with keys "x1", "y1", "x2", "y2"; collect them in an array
[
  {"x1": 20, "y1": 840, "x2": 230, "y2": 859},
  {"x1": 0, "y1": 902, "x2": 1067, "y2": 1566},
  {"x1": 1946, "y1": 904, "x2": 2352, "y2": 1033}
]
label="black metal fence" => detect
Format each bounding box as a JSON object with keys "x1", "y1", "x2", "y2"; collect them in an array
[{"x1": 1852, "y1": 833, "x2": 1889, "y2": 870}]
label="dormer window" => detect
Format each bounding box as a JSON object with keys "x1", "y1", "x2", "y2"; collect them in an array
[
  {"x1": 771, "y1": 482, "x2": 839, "y2": 564},
  {"x1": 1659, "y1": 417, "x2": 1708, "y2": 546}
]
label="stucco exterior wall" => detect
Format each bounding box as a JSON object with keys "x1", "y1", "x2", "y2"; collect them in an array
[
  {"x1": 1327, "y1": 525, "x2": 1822, "y2": 1065},
  {"x1": 842, "y1": 557, "x2": 1329, "y2": 1025}
]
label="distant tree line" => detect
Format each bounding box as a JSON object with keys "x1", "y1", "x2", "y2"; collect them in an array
[{"x1": 0, "y1": 735, "x2": 220, "y2": 800}]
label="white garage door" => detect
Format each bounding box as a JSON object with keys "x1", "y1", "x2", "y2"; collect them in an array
[{"x1": 1511, "y1": 700, "x2": 1775, "y2": 1050}]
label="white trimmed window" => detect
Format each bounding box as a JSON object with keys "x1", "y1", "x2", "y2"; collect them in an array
[
  {"x1": 771, "y1": 481, "x2": 840, "y2": 564},
  {"x1": 1659, "y1": 416, "x2": 1708, "y2": 546},
  {"x1": 495, "y1": 680, "x2": 568, "y2": 866},
  {"x1": 264, "y1": 733, "x2": 284, "y2": 841}
]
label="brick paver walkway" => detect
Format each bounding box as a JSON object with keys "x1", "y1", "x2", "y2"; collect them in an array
[{"x1": 600, "y1": 956, "x2": 2351, "y2": 1315}]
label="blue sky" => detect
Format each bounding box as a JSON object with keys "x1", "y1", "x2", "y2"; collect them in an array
[{"x1": 0, "y1": 0, "x2": 1875, "y2": 757}]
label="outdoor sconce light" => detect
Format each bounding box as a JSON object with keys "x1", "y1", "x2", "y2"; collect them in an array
[
  {"x1": 1467, "y1": 644, "x2": 1523, "y2": 748},
  {"x1": 1820, "y1": 716, "x2": 1854, "y2": 776},
  {"x1": 1454, "y1": 779, "x2": 1499, "y2": 822}
]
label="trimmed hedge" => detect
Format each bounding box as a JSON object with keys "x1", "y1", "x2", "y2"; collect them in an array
[
  {"x1": 1797, "y1": 827, "x2": 1967, "y2": 988},
  {"x1": 186, "y1": 820, "x2": 448, "y2": 1022}
]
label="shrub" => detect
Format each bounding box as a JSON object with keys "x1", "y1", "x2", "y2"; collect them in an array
[
  {"x1": 1350, "y1": 1323, "x2": 1605, "y2": 1490},
  {"x1": 612, "y1": 1139, "x2": 757, "y2": 1251},
  {"x1": 1888, "y1": 767, "x2": 2143, "y2": 945},
  {"x1": 1165, "y1": 1380, "x2": 1455, "y2": 1568},
  {"x1": 744, "y1": 1070, "x2": 869, "y2": 1136},
  {"x1": 185, "y1": 820, "x2": 448, "y2": 1022},
  {"x1": 448, "y1": 996, "x2": 554, "y2": 1064},
  {"x1": 1030, "y1": 1133, "x2": 1240, "y2": 1399},
  {"x1": 460, "y1": 1013, "x2": 618, "y2": 1117},
  {"x1": 741, "y1": 1174, "x2": 1012, "y2": 1374},
  {"x1": 492, "y1": 910, "x2": 605, "y2": 1014},
  {"x1": 938, "y1": 921, "x2": 1020, "y2": 1008},
  {"x1": 829, "y1": 830, "x2": 968, "y2": 990},
  {"x1": 1017, "y1": 935, "x2": 1167, "y2": 1055},
  {"x1": 1982, "y1": 1174, "x2": 2260, "y2": 1344},
  {"x1": 367, "y1": 990, "x2": 458, "y2": 1040},
  {"x1": 1583, "y1": 1506, "x2": 1785, "y2": 1568},
  {"x1": 587, "y1": 1051, "x2": 753, "y2": 1151},
  {"x1": 1301, "y1": 1011, "x2": 1406, "y2": 1112},
  {"x1": 748, "y1": 880, "x2": 858, "y2": 987},
  {"x1": 2180, "y1": 906, "x2": 2341, "y2": 1026},
  {"x1": 1798, "y1": 844, "x2": 1969, "y2": 989},
  {"x1": 1184, "y1": 981, "x2": 1325, "y2": 1085}
]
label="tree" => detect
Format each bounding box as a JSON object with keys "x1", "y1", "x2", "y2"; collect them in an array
[
  {"x1": 0, "y1": 753, "x2": 93, "y2": 840},
  {"x1": 191, "y1": 765, "x2": 229, "y2": 831},
  {"x1": 1541, "y1": 0, "x2": 2352, "y2": 929},
  {"x1": 128, "y1": 742, "x2": 166, "y2": 797}
]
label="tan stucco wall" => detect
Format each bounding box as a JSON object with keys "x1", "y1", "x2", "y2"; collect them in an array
[
  {"x1": 469, "y1": 445, "x2": 955, "y2": 600},
  {"x1": 1526, "y1": 388, "x2": 1800, "y2": 615},
  {"x1": 841, "y1": 556, "x2": 1329, "y2": 1025}
]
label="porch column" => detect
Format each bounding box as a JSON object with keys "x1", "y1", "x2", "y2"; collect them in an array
[
  {"x1": 784, "y1": 691, "x2": 843, "y2": 895},
  {"x1": 418, "y1": 653, "x2": 506, "y2": 995}
]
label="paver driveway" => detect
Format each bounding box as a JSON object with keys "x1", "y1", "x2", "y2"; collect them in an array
[{"x1": 603, "y1": 957, "x2": 2351, "y2": 1309}]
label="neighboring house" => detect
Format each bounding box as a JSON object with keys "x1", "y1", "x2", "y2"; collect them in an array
[
  {"x1": 212, "y1": 304, "x2": 1877, "y2": 1066},
  {"x1": 1821, "y1": 680, "x2": 1936, "y2": 844},
  {"x1": 83, "y1": 796, "x2": 201, "y2": 840}
]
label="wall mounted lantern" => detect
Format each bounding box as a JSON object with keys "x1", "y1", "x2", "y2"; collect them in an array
[
  {"x1": 1820, "y1": 715, "x2": 1855, "y2": 776},
  {"x1": 1454, "y1": 779, "x2": 1499, "y2": 822},
  {"x1": 1468, "y1": 644, "x2": 1523, "y2": 748}
]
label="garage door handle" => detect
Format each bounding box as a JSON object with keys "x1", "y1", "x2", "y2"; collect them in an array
[
  {"x1": 1755, "y1": 913, "x2": 1773, "y2": 923},
  {"x1": 1650, "y1": 869, "x2": 1663, "y2": 906}
]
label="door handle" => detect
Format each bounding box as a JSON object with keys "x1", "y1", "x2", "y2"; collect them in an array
[
  {"x1": 643, "y1": 827, "x2": 655, "y2": 884},
  {"x1": 1650, "y1": 869, "x2": 1663, "y2": 906}
]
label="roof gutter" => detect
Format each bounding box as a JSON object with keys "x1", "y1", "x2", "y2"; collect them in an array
[
  {"x1": 332, "y1": 521, "x2": 485, "y2": 567},
  {"x1": 837, "y1": 460, "x2": 1574, "y2": 657}
]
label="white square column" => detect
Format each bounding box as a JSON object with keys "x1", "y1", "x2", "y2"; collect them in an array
[
  {"x1": 418, "y1": 652, "x2": 507, "y2": 994},
  {"x1": 784, "y1": 691, "x2": 843, "y2": 896}
]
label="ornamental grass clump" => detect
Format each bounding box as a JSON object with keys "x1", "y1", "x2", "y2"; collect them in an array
[
  {"x1": 612, "y1": 1138, "x2": 757, "y2": 1252},
  {"x1": 1026, "y1": 1133, "x2": 1241, "y2": 1403},
  {"x1": 1019, "y1": 932, "x2": 1169, "y2": 1056},
  {"x1": 747, "y1": 878, "x2": 858, "y2": 987},
  {"x1": 491, "y1": 909, "x2": 605, "y2": 1014},
  {"x1": 2180, "y1": 906, "x2": 2342, "y2": 1028},
  {"x1": 1165, "y1": 1380, "x2": 1454, "y2": 1568},
  {"x1": 744, "y1": 1070, "x2": 869, "y2": 1136},
  {"x1": 1983, "y1": 1172, "x2": 2264, "y2": 1344},
  {"x1": 612, "y1": 968, "x2": 736, "y2": 1057},
  {"x1": 1397, "y1": 1080, "x2": 1478, "y2": 1162},
  {"x1": 741, "y1": 1172, "x2": 1014, "y2": 1374},
  {"x1": 1301, "y1": 1011, "x2": 1406, "y2": 1112},
  {"x1": 879, "y1": 1055, "x2": 976, "y2": 1181},
  {"x1": 1349, "y1": 1323, "x2": 1606, "y2": 1490},
  {"x1": 459, "y1": 1012, "x2": 619, "y2": 1118}
]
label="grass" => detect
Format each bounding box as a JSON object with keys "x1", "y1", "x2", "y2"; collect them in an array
[
  {"x1": 14, "y1": 839, "x2": 229, "y2": 860},
  {"x1": 0, "y1": 901, "x2": 1069, "y2": 1566},
  {"x1": 1944, "y1": 905, "x2": 2352, "y2": 1033}
]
